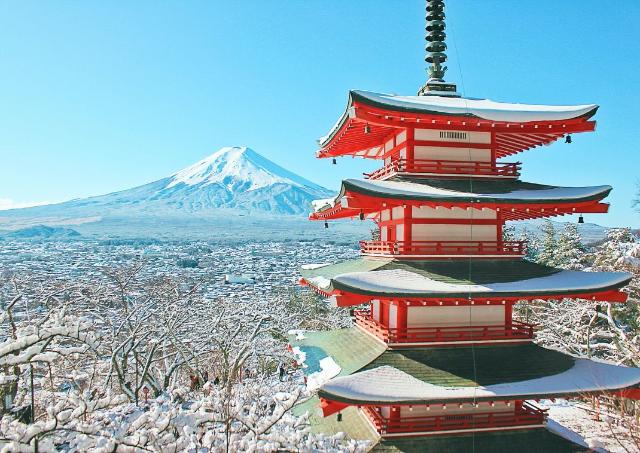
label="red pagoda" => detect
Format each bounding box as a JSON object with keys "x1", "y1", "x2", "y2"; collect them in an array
[{"x1": 292, "y1": 1, "x2": 640, "y2": 451}]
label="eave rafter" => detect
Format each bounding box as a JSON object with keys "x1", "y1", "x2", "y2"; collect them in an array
[
  {"x1": 310, "y1": 193, "x2": 610, "y2": 222},
  {"x1": 299, "y1": 279, "x2": 629, "y2": 306},
  {"x1": 317, "y1": 101, "x2": 595, "y2": 159}
]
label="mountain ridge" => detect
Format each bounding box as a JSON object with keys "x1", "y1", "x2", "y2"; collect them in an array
[{"x1": 0, "y1": 146, "x2": 333, "y2": 219}]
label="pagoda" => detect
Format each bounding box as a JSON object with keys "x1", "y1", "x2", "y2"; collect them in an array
[{"x1": 292, "y1": 1, "x2": 640, "y2": 451}]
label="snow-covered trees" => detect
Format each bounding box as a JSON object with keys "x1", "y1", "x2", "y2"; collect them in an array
[
  {"x1": 517, "y1": 227, "x2": 640, "y2": 365},
  {"x1": 0, "y1": 264, "x2": 364, "y2": 452},
  {"x1": 555, "y1": 224, "x2": 586, "y2": 269},
  {"x1": 531, "y1": 220, "x2": 586, "y2": 269}
]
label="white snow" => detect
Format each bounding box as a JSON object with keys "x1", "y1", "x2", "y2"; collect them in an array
[
  {"x1": 332, "y1": 268, "x2": 630, "y2": 297},
  {"x1": 320, "y1": 358, "x2": 640, "y2": 403},
  {"x1": 319, "y1": 90, "x2": 597, "y2": 146},
  {"x1": 291, "y1": 346, "x2": 306, "y2": 366},
  {"x1": 167, "y1": 146, "x2": 325, "y2": 192},
  {"x1": 307, "y1": 276, "x2": 332, "y2": 290},
  {"x1": 546, "y1": 419, "x2": 592, "y2": 450},
  {"x1": 300, "y1": 263, "x2": 332, "y2": 270},
  {"x1": 311, "y1": 198, "x2": 335, "y2": 212},
  {"x1": 543, "y1": 399, "x2": 633, "y2": 452},
  {"x1": 358, "y1": 90, "x2": 597, "y2": 122},
  {"x1": 339, "y1": 179, "x2": 611, "y2": 204},
  {"x1": 287, "y1": 329, "x2": 306, "y2": 341},
  {"x1": 306, "y1": 357, "x2": 342, "y2": 391}
]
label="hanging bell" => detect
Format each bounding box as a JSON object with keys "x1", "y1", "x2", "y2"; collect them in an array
[
  {"x1": 565, "y1": 135, "x2": 572, "y2": 144},
  {"x1": 364, "y1": 124, "x2": 371, "y2": 134},
  {"x1": 332, "y1": 158, "x2": 337, "y2": 165},
  {"x1": 578, "y1": 215, "x2": 584, "y2": 224},
  {"x1": 359, "y1": 211, "x2": 365, "y2": 220},
  {"x1": 324, "y1": 221, "x2": 329, "y2": 229}
]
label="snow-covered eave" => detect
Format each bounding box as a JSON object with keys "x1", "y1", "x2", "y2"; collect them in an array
[
  {"x1": 317, "y1": 89, "x2": 598, "y2": 148},
  {"x1": 341, "y1": 179, "x2": 613, "y2": 205},
  {"x1": 317, "y1": 358, "x2": 640, "y2": 406},
  {"x1": 351, "y1": 90, "x2": 598, "y2": 123},
  {"x1": 330, "y1": 269, "x2": 632, "y2": 300}
]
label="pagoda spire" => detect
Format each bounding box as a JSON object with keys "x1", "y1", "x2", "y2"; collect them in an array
[{"x1": 418, "y1": 0, "x2": 459, "y2": 96}]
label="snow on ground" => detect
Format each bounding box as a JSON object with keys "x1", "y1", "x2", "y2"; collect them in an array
[
  {"x1": 307, "y1": 357, "x2": 342, "y2": 391},
  {"x1": 541, "y1": 398, "x2": 638, "y2": 453},
  {"x1": 288, "y1": 329, "x2": 306, "y2": 340}
]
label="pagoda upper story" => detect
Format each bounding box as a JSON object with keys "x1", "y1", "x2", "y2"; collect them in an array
[{"x1": 317, "y1": 90, "x2": 597, "y2": 181}]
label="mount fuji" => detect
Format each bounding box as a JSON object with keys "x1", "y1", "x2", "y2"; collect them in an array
[
  {"x1": 2, "y1": 146, "x2": 332, "y2": 218},
  {"x1": 0, "y1": 147, "x2": 349, "y2": 239}
]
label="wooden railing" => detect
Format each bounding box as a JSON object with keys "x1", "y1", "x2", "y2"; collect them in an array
[
  {"x1": 363, "y1": 402, "x2": 546, "y2": 435},
  {"x1": 354, "y1": 309, "x2": 535, "y2": 344},
  {"x1": 359, "y1": 240, "x2": 527, "y2": 257},
  {"x1": 364, "y1": 159, "x2": 521, "y2": 180}
]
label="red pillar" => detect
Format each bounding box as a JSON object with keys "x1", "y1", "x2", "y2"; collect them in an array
[
  {"x1": 404, "y1": 205, "x2": 412, "y2": 251},
  {"x1": 505, "y1": 301, "x2": 513, "y2": 328},
  {"x1": 406, "y1": 127, "x2": 415, "y2": 162},
  {"x1": 396, "y1": 302, "x2": 408, "y2": 342},
  {"x1": 389, "y1": 405, "x2": 401, "y2": 433}
]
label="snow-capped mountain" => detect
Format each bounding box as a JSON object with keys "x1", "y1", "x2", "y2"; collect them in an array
[{"x1": 2, "y1": 146, "x2": 333, "y2": 218}]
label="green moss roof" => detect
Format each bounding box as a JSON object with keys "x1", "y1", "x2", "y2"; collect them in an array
[
  {"x1": 289, "y1": 327, "x2": 387, "y2": 376},
  {"x1": 293, "y1": 395, "x2": 379, "y2": 443},
  {"x1": 371, "y1": 428, "x2": 587, "y2": 453},
  {"x1": 360, "y1": 344, "x2": 574, "y2": 388}
]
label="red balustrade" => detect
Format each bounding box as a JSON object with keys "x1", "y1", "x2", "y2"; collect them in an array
[
  {"x1": 354, "y1": 309, "x2": 535, "y2": 344},
  {"x1": 359, "y1": 240, "x2": 527, "y2": 257},
  {"x1": 362, "y1": 402, "x2": 547, "y2": 435},
  {"x1": 364, "y1": 159, "x2": 521, "y2": 180}
]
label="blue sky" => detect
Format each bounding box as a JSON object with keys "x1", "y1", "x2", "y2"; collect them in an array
[{"x1": 0, "y1": 0, "x2": 638, "y2": 227}]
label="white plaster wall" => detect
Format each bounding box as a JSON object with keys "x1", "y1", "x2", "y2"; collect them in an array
[
  {"x1": 389, "y1": 305, "x2": 398, "y2": 329},
  {"x1": 397, "y1": 130, "x2": 407, "y2": 145},
  {"x1": 412, "y1": 206, "x2": 497, "y2": 220},
  {"x1": 406, "y1": 306, "x2": 505, "y2": 327},
  {"x1": 381, "y1": 226, "x2": 388, "y2": 241},
  {"x1": 385, "y1": 138, "x2": 394, "y2": 152},
  {"x1": 396, "y1": 224, "x2": 405, "y2": 241},
  {"x1": 392, "y1": 206, "x2": 404, "y2": 219},
  {"x1": 399, "y1": 147, "x2": 407, "y2": 159},
  {"x1": 381, "y1": 209, "x2": 391, "y2": 221},
  {"x1": 414, "y1": 129, "x2": 491, "y2": 144},
  {"x1": 372, "y1": 300, "x2": 381, "y2": 322},
  {"x1": 414, "y1": 146, "x2": 491, "y2": 162},
  {"x1": 411, "y1": 224, "x2": 497, "y2": 242}
]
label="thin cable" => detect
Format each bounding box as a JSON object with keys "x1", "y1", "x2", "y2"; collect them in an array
[{"x1": 449, "y1": 9, "x2": 480, "y2": 450}]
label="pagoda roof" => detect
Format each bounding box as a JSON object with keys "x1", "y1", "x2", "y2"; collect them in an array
[
  {"x1": 371, "y1": 427, "x2": 587, "y2": 452},
  {"x1": 311, "y1": 178, "x2": 611, "y2": 221},
  {"x1": 318, "y1": 90, "x2": 598, "y2": 159},
  {"x1": 290, "y1": 327, "x2": 387, "y2": 377},
  {"x1": 301, "y1": 258, "x2": 631, "y2": 303},
  {"x1": 292, "y1": 395, "x2": 379, "y2": 443},
  {"x1": 316, "y1": 343, "x2": 640, "y2": 405}
]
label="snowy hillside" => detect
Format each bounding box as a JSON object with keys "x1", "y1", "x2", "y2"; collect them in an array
[{"x1": 0, "y1": 146, "x2": 333, "y2": 219}]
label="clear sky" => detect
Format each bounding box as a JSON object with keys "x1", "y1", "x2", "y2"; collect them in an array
[{"x1": 0, "y1": 0, "x2": 638, "y2": 226}]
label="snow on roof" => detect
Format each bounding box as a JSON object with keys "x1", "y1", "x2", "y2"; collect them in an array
[
  {"x1": 336, "y1": 179, "x2": 611, "y2": 206},
  {"x1": 332, "y1": 268, "x2": 631, "y2": 298},
  {"x1": 319, "y1": 90, "x2": 598, "y2": 146},
  {"x1": 320, "y1": 358, "x2": 640, "y2": 404},
  {"x1": 352, "y1": 90, "x2": 598, "y2": 123}
]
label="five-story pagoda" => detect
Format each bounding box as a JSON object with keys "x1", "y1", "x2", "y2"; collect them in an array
[{"x1": 293, "y1": 1, "x2": 640, "y2": 451}]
